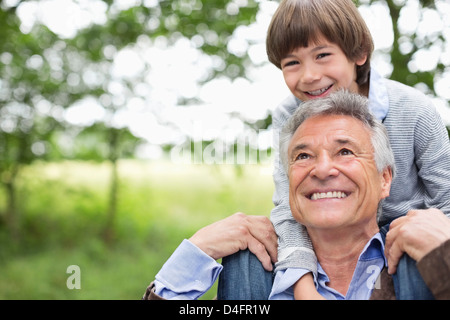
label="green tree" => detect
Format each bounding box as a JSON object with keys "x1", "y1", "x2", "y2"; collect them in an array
[
  {"x1": 381, "y1": 0, "x2": 447, "y2": 94},
  {"x1": 70, "y1": 123, "x2": 142, "y2": 243},
  {"x1": 0, "y1": 0, "x2": 261, "y2": 240},
  {"x1": 0, "y1": 8, "x2": 75, "y2": 239}
]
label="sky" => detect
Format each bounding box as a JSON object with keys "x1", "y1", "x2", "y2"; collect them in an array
[{"x1": 8, "y1": 0, "x2": 450, "y2": 160}]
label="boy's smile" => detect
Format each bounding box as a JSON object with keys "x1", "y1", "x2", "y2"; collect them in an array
[
  {"x1": 305, "y1": 84, "x2": 334, "y2": 98},
  {"x1": 280, "y1": 34, "x2": 367, "y2": 102}
]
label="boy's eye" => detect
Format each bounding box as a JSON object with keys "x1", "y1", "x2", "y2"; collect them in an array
[
  {"x1": 317, "y1": 53, "x2": 331, "y2": 59},
  {"x1": 283, "y1": 60, "x2": 299, "y2": 68}
]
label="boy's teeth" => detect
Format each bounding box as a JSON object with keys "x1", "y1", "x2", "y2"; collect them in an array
[
  {"x1": 310, "y1": 191, "x2": 348, "y2": 200},
  {"x1": 307, "y1": 85, "x2": 331, "y2": 96}
]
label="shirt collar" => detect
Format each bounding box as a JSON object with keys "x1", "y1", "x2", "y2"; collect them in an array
[
  {"x1": 368, "y1": 67, "x2": 390, "y2": 121},
  {"x1": 317, "y1": 232, "x2": 387, "y2": 281},
  {"x1": 360, "y1": 232, "x2": 387, "y2": 266}
]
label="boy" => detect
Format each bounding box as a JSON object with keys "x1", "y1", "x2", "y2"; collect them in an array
[{"x1": 223, "y1": 0, "x2": 450, "y2": 299}]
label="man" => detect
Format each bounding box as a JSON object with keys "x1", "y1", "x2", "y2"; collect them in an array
[
  {"x1": 144, "y1": 91, "x2": 450, "y2": 299},
  {"x1": 273, "y1": 90, "x2": 394, "y2": 298}
]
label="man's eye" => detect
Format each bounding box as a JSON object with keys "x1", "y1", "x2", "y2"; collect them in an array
[
  {"x1": 296, "y1": 153, "x2": 310, "y2": 160},
  {"x1": 339, "y1": 148, "x2": 354, "y2": 156}
]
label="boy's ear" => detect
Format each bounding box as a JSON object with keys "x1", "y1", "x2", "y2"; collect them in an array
[{"x1": 356, "y1": 54, "x2": 368, "y2": 66}]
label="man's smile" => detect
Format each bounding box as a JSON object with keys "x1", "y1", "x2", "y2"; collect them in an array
[{"x1": 309, "y1": 191, "x2": 349, "y2": 200}]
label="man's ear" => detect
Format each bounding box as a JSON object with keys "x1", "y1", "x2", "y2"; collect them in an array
[{"x1": 380, "y1": 167, "x2": 393, "y2": 199}]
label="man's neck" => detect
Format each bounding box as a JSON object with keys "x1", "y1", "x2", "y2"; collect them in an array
[{"x1": 308, "y1": 223, "x2": 379, "y2": 296}]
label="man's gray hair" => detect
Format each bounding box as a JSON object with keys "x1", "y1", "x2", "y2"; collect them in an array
[{"x1": 279, "y1": 90, "x2": 396, "y2": 177}]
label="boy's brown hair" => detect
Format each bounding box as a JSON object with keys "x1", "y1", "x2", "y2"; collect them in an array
[{"x1": 266, "y1": 0, "x2": 374, "y2": 85}]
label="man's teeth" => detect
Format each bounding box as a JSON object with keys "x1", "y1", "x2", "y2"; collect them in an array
[
  {"x1": 307, "y1": 85, "x2": 331, "y2": 96},
  {"x1": 310, "y1": 191, "x2": 348, "y2": 200}
]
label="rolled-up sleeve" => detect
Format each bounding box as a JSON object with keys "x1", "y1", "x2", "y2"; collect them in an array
[{"x1": 151, "y1": 239, "x2": 223, "y2": 300}]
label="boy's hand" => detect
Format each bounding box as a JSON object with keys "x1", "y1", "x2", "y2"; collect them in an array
[
  {"x1": 293, "y1": 272, "x2": 325, "y2": 300},
  {"x1": 385, "y1": 208, "x2": 450, "y2": 274},
  {"x1": 189, "y1": 212, "x2": 278, "y2": 271}
]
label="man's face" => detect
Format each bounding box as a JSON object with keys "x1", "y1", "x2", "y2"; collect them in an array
[
  {"x1": 287, "y1": 114, "x2": 391, "y2": 232},
  {"x1": 280, "y1": 34, "x2": 367, "y2": 102}
]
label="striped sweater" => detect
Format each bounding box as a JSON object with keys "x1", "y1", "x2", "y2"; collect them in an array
[{"x1": 271, "y1": 78, "x2": 450, "y2": 274}]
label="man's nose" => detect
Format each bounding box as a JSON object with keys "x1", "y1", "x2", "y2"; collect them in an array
[{"x1": 310, "y1": 153, "x2": 339, "y2": 180}]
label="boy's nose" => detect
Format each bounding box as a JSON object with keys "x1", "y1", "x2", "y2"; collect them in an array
[{"x1": 301, "y1": 65, "x2": 321, "y2": 84}]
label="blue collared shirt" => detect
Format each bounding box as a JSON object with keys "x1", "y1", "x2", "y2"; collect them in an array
[
  {"x1": 269, "y1": 233, "x2": 387, "y2": 300},
  {"x1": 153, "y1": 233, "x2": 386, "y2": 300}
]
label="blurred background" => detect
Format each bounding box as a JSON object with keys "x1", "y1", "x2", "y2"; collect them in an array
[{"x1": 0, "y1": 0, "x2": 449, "y2": 299}]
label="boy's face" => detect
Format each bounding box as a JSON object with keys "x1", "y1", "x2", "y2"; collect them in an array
[{"x1": 280, "y1": 34, "x2": 367, "y2": 102}]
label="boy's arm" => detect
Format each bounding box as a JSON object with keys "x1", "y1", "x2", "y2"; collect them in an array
[
  {"x1": 270, "y1": 154, "x2": 319, "y2": 298},
  {"x1": 293, "y1": 273, "x2": 325, "y2": 300},
  {"x1": 270, "y1": 99, "x2": 320, "y2": 298},
  {"x1": 414, "y1": 104, "x2": 450, "y2": 216},
  {"x1": 270, "y1": 152, "x2": 317, "y2": 274}
]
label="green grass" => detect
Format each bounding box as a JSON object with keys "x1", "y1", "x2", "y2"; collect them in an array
[{"x1": 0, "y1": 160, "x2": 274, "y2": 299}]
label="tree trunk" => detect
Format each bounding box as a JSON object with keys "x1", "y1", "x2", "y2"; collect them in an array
[
  {"x1": 103, "y1": 128, "x2": 120, "y2": 244},
  {"x1": 4, "y1": 166, "x2": 19, "y2": 242},
  {"x1": 103, "y1": 158, "x2": 118, "y2": 245}
]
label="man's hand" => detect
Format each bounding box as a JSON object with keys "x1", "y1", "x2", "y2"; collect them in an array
[
  {"x1": 189, "y1": 212, "x2": 278, "y2": 271},
  {"x1": 385, "y1": 209, "x2": 450, "y2": 274}
]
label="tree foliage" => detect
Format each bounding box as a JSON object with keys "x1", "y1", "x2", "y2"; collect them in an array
[
  {"x1": 0, "y1": 0, "x2": 260, "y2": 237},
  {"x1": 380, "y1": 0, "x2": 447, "y2": 93}
]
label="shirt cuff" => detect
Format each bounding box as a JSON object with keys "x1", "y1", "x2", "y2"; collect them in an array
[
  {"x1": 154, "y1": 239, "x2": 223, "y2": 299},
  {"x1": 269, "y1": 268, "x2": 312, "y2": 299}
]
